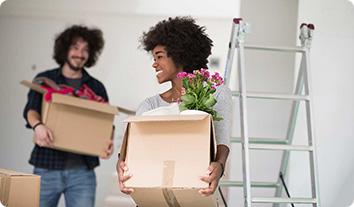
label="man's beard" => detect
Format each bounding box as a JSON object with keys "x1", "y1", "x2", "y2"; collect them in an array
[{"x1": 66, "y1": 57, "x2": 84, "y2": 71}]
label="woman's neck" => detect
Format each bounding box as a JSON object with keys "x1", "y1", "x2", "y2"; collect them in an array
[{"x1": 161, "y1": 80, "x2": 183, "y2": 103}]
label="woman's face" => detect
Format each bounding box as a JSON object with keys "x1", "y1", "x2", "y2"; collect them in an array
[{"x1": 151, "y1": 45, "x2": 182, "y2": 84}]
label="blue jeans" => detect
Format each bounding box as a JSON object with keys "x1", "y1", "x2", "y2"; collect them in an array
[{"x1": 33, "y1": 167, "x2": 96, "y2": 207}]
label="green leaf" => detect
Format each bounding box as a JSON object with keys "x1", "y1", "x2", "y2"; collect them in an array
[
  {"x1": 213, "y1": 116, "x2": 223, "y2": 121},
  {"x1": 181, "y1": 94, "x2": 195, "y2": 105},
  {"x1": 204, "y1": 94, "x2": 217, "y2": 108},
  {"x1": 179, "y1": 102, "x2": 188, "y2": 111},
  {"x1": 182, "y1": 78, "x2": 190, "y2": 89}
]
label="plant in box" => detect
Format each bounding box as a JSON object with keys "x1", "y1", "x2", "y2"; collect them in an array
[{"x1": 177, "y1": 69, "x2": 224, "y2": 121}]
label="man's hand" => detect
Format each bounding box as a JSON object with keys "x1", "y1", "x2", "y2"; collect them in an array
[
  {"x1": 101, "y1": 140, "x2": 114, "y2": 159},
  {"x1": 199, "y1": 161, "x2": 223, "y2": 196},
  {"x1": 33, "y1": 124, "x2": 54, "y2": 147},
  {"x1": 116, "y1": 159, "x2": 134, "y2": 194}
]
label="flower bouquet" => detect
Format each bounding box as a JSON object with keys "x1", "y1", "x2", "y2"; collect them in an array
[{"x1": 177, "y1": 69, "x2": 224, "y2": 121}]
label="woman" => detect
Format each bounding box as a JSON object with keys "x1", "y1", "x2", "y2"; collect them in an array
[{"x1": 117, "y1": 16, "x2": 232, "y2": 197}]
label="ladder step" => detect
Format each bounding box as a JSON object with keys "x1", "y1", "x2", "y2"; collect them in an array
[
  {"x1": 220, "y1": 181, "x2": 278, "y2": 188},
  {"x1": 231, "y1": 137, "x2": 287, "y2": 145},
  {"x1": 232, "y1": 91, "x2": 309, "y2": 100},
  {"x1": 252, "y1": 197, "x2": 317, "y2": 204},
  {"x1": 249, "y1": 144, "x2": 313, "y2": 151},
  {"x1": 244, "y1": 44, "x2": 306, "y2": 53}
]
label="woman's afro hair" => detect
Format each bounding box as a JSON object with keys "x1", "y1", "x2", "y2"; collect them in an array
[{"x1": 141, "y1": 16, "x2": 213, "y2": 73}]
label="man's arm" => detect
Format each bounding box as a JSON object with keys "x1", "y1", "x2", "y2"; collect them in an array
[
  {"x1": 27, "y1": 109, "x2": 54, "y2": 147},
  {"x1": 27, "y1": 109, "x2": 42, "y2": 128},
  {"x1": 100, "y1": 125, "x2": 115, "y2": 159}
]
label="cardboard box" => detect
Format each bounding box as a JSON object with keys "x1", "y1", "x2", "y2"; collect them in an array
[
  {"x1": 120, "y1": 114, "x2": 219, "y2": 207},
  {"x1": 21, "y1": 80, "x2": 119, "y2": 157},
  {"x1": 0, "y1": 168, "x2": 40, "y2": 207}
]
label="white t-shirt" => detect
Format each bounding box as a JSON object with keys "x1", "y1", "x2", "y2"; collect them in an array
[{"x1": 136, "y1": 85, "x2": 232, "y2": 148}]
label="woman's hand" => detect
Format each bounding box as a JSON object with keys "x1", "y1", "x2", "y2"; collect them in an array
[
  {"x1": 198, "y1": 161, "x2": 224, "y2": 196},
  {"x1": 116, "y1": 159, "x2": 134, "y2": 194}
]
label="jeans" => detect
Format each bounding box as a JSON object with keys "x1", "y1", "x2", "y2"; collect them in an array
[{"x1": 33, "y1": 167, "x2": 96, "y2": 207}]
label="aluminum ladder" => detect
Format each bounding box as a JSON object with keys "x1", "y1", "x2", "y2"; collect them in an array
[{"x1": 220, "y1": 18, "x2": 321, "y2": 207}]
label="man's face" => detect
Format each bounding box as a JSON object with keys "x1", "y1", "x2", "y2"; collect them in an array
[{"x1": 66, "y1": 38, "x2": 89, "y2": 71}]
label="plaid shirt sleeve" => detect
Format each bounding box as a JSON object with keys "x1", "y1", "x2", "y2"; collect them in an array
[{"x1": 23, "y1": 73, "x2": 45, "y2": 129}]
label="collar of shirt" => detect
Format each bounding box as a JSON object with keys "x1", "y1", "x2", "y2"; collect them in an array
[{"x1": 54, "y1": 67, "x2": 92, "y2": 84}]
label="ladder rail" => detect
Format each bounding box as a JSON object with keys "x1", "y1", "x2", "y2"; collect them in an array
[
  {"x1": 273, "y1": 52, "x2": 306, "y2": 206},
  {"x1": 274, "y1": 28, "x2": 320, "y2": 207},
  {"x1": 237, "y1": 31, "x2": 252, "y2": 207},
  {"x1": 303, "y1": 47, "x2": 321, "y2": 206},
  {"x1": 224, "y1": 19, "x2": 239, "y2": 86}
]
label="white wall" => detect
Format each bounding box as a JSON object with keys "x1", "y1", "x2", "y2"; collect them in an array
[
  {"x1": 289, "y1": 0, "x2": 354, "y2": 206},
  {"x1": 0, "y1": 1, "x2": 237, "y2": 207},
  {"x1": 1, "y1": 0, "x2": 239, "y2": 18}
]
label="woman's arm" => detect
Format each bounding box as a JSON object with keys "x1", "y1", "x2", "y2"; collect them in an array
[
  {"x1": 199, "y1": 144, "x2": 229, "y2": 196},
  {"x1": 116, "y1": 156, "x2": 134, "y2": 194},
  {"x1": 199, "y1": 85, "x2": 232, "y2": 196}
]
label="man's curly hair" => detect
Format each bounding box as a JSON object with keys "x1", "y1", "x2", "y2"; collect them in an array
[
  {"x1": 53, "y1": 25, "x2": 104, "y2": 68},
  {"x1": 141, "y1": 16, "x2": 213, "y2": 73}
]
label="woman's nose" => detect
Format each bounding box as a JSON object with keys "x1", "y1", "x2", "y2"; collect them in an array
[{"x1": 152, "y1": 61, "x2": 158, "y2": 68}]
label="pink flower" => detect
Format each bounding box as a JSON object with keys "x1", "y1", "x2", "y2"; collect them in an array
[
  {"x1": 211, "y1": 72, "x2": 224, "y2": 86},
  {"x1": 200, "y1": 68, "x2": 210, "y2": 79},
  {"x1": 177, "y1": 72, "x2": 188, "y2": 79},
  {"x1": 187, "y1": 73, "x2": 196, "y2": 79}
]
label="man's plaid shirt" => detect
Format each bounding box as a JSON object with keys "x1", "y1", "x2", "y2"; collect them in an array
[{"x1": 23, "y1": 68, "x2": 109, "y2": 169}]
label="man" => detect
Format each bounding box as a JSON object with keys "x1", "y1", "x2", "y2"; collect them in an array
[{"x1": 23, "y1": 25, "x2": 113, "y2": 207}]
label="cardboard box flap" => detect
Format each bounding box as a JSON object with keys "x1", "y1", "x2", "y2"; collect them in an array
[
  {"x1": 124, "y1": 114, "x2": 209, "y2": 123},
  {"x1": 119, "y1": 124, "x2": 130, "y2": 160},
  {"x1": 0, "y1": 169, "x2": 33, "y2": 177},
  {"x1": 51, "y1": 93, "x2": 118, "y2": 115},
  {"x1": 21, "y1": 80, "x2": 119, "y2": 115},
  {"x1": 20, "y1": 80, "x2": 46, "y2": 94},
  {"x1": 120, "y1": 117, "x2": 216, "y2": 162}
]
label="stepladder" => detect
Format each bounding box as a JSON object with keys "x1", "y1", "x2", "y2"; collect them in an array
[{"x1": 220, "y1": 18, "x2": 321, "y2": 207}]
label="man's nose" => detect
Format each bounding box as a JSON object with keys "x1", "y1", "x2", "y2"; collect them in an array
[
  {"x1": 78, "y1": 50, "x2": 85, "y2": 58},
  {"x1": 75, "y1": 49, "x2": 86, "y2": 58}
]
